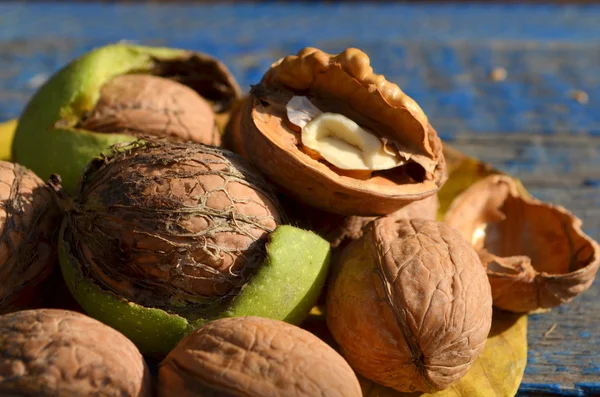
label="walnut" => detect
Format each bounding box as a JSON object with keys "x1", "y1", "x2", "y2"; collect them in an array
[
  {"x1": 79, "y1": 74, "x2": 221, "y2": 145},
  {"x1": 0, "y1": 309, "x2": 151, "y2": 396},
  {"x1": 327, "y1": 218, "x2": 492, "y2": 392},
  {"x1": 158, "y1": 316, "x2": 362, "y2": 397},
  {"x1": 0, "y1": 162, "x2": 61, "y2": 314}
]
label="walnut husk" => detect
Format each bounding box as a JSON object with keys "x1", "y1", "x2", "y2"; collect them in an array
[
  {"x1": 79, "y1": 74, "x2": 221, "y2": 145},
  {"x1": 240, "y1": 47, "x2": 447, "y2": 216},
  {"x1": 327, "y1": 218, "x2": 492, "y2": 393},
  {"x1": 444, "y1": 174, "x2": 600, "y2": 313},
  {"x1": 0, "y1": 162, "x2": 61, "y2": 314},
  {"x1": 58, "y1": 139, "x2": 283, "y2": 317},
  {"x1": 158, "y1": 316, "x2": 362, "y2": 397},
  {"x1": 0, "y1": 309, "x2": 151, "y2": 396}
]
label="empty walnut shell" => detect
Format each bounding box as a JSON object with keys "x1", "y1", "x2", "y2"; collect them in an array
[
  {"x1": 158, "y1": 316, "x2": 362, "y2": 397},
  {"x1": 240, "y1": 47, "x2": 447, "y2": 216},
  {"x1": 444, "y1": 175, "x2": 600, "y2": 313},
  {"x1": 327, "y1": 218, "x2": 492, "y2": 393},
  {"x1": 0, "y1": 162, "x2": 61, "y2": 314},
  {"x1": 79, "y1": 74, "x2": 221, "y2": 145},
  {"x1": 0, "y1": 309, "x2": 151, "y2": 396}
]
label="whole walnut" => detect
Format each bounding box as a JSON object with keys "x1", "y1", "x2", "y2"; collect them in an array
[
  {"x1": 327, "y1": 218, "x2": 492, "y2": 393},
  {"x1": 79, "y1": 74, "x2": 221, "y2": 145},
  {"x1": 158, "y1": 316, "x2": 362, "y2": 397},
  {"x1": 0, "y1": 161, "x2": 60, "y2": 314},
  {"x1": 0, "y1": 309, "x2": 151, "y2": 396}
]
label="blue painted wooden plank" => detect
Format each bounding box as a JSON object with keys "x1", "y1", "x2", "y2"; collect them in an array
[{"x1": 2, "y1": 3, "x2": 600, "y2": 394}]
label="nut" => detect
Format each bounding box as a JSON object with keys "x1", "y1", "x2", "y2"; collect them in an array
[
  {"x1": 239, "y1": 47, "x2": 447, "y2": 216},
  {"x1": 55, "y1": 139, "x2": 331, "y2": 355},
  {"x1": 158, "y1": 316, "x2": 361, "y2": 397},
  {"x1": 444, "y1": 175, "x2": 600, "y2": 313},
  {"x1": 327, "y1": 218, "x2": 492, "y2": 392},
  {"x1": 0, "y1": 161, "x2": 61, "y2": 314},
  {"x1": 13, "y1": 43, "x2": 242, "y2": 192},
  {"x1": 0, "y1": 309, "x2": 150, "y2": 396},
  {"x1": 79, "y1": 74, "x2": 220, "y2": 145}
]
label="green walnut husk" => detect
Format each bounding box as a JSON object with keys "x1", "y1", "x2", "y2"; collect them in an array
[
  {"x1": 13, "y1": 43, "x2": 241, "y2": 193},
  {"x1": 54, "y1": 140, "x2": 330, "y2": 356}
]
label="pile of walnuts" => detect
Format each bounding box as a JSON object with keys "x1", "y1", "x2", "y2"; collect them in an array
[{"x1": 0, "y1": 45, "x2": 597, "y2": 397}]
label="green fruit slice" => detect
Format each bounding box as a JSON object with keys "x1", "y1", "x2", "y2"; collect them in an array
[
  {"x1": 59, "y1": 221, "x2": 330, "y2": 355},
  {"x1": 13, "y1": 44, "x2": 240, "y2": 191}
]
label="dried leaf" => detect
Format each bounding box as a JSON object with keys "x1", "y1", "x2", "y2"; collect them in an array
[{"x1": 0, "y1": 118, "x2": 17, "y2": 162}]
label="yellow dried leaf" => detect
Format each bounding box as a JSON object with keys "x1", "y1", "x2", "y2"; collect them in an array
[{"x1": 0, "y1": 118, "x2": 17, "y2": 162}]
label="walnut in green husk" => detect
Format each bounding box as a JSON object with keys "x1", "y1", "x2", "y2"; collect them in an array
[
  {"x1": 0, "y1": 162, "x2": 60, "y2": 314},
  {"x1": 0, "y1": 309, "x2": 151, "y2": 396},
  {"x1": 52, "y1": 139, "x2": 331, "y2": 356},
  {"x1": 79, "y1": 74, "x2": 221, "y2": 145},
  {"x1": 13, "y1": 44, "x2": 242, "y2": 193}
]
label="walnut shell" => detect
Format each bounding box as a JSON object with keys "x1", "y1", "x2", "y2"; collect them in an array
[
  {"x1": 222, "y1": 97, "x2": 250, "y2": 157},
  {"x1": 60, "y1": 139, "x2": 283, "y2": 313},
  {"x1": 158, "y1": 316, "x2": 361, "y2": 397},
  {"x1": 327, "y1": 218, "x2": 492, "y2": 392},
  {"x1": 79, "y1": 74, "x2": 221, "y2": 145},
  {"x1": 0, "y1": 309, "x2": 150, "y2": 396},
  {"x1": 240, "y1": 47, "x2": 447, "y2": 216},
  {"x1": 0, "y1": 162, "x2": 60, "y2": 314},
  {"x1": 444, "y1": 175, "x2": 600, "y2": 313}
]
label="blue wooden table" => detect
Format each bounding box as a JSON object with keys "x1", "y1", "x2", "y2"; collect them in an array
[{"x1": 1, "y1": 3, "x2": 600, "y2": 395}]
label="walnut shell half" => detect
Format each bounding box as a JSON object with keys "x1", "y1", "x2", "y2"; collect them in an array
[
  {"x1": 158, "y1": 316, "x2": 362, "y2": 397},
  {"x1": 327, "y1": 218, "x2": 492, "y2": 393},
  {"x1": 444, "y1": 175, "x2": 600, "y2": 313},
  {"x1": 0, "y1": 309, "x2": 151, "y2": 396},
  {"x1": 240, "y1": 48, "x2": 447, "y2": 216}
]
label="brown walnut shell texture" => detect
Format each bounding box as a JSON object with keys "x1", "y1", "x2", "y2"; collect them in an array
[
  {"x1": 0, "y1": 309, "x2": 151, "y2": 397},
  {"x1": 241, "y1": 47, "x2": 447, "y2": 216},
  {"x1": 0, "y1": 162, "x2": 60, "y2": 314},
  {"x1": 79, "y1": 74, "x2": 222, "y2": 145},
  {"x1": 327, "y1": 218, "x2": 492, "y2": 393},
  {"x1": 63, "y1": 139, "x2": 283, "y2": 315},
  {"x1": 158, "y1": 316, "x2": 362, "y2": 397},
  {"x1": 444, "y1": 174, "x2": 600, "y2": 313}
]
